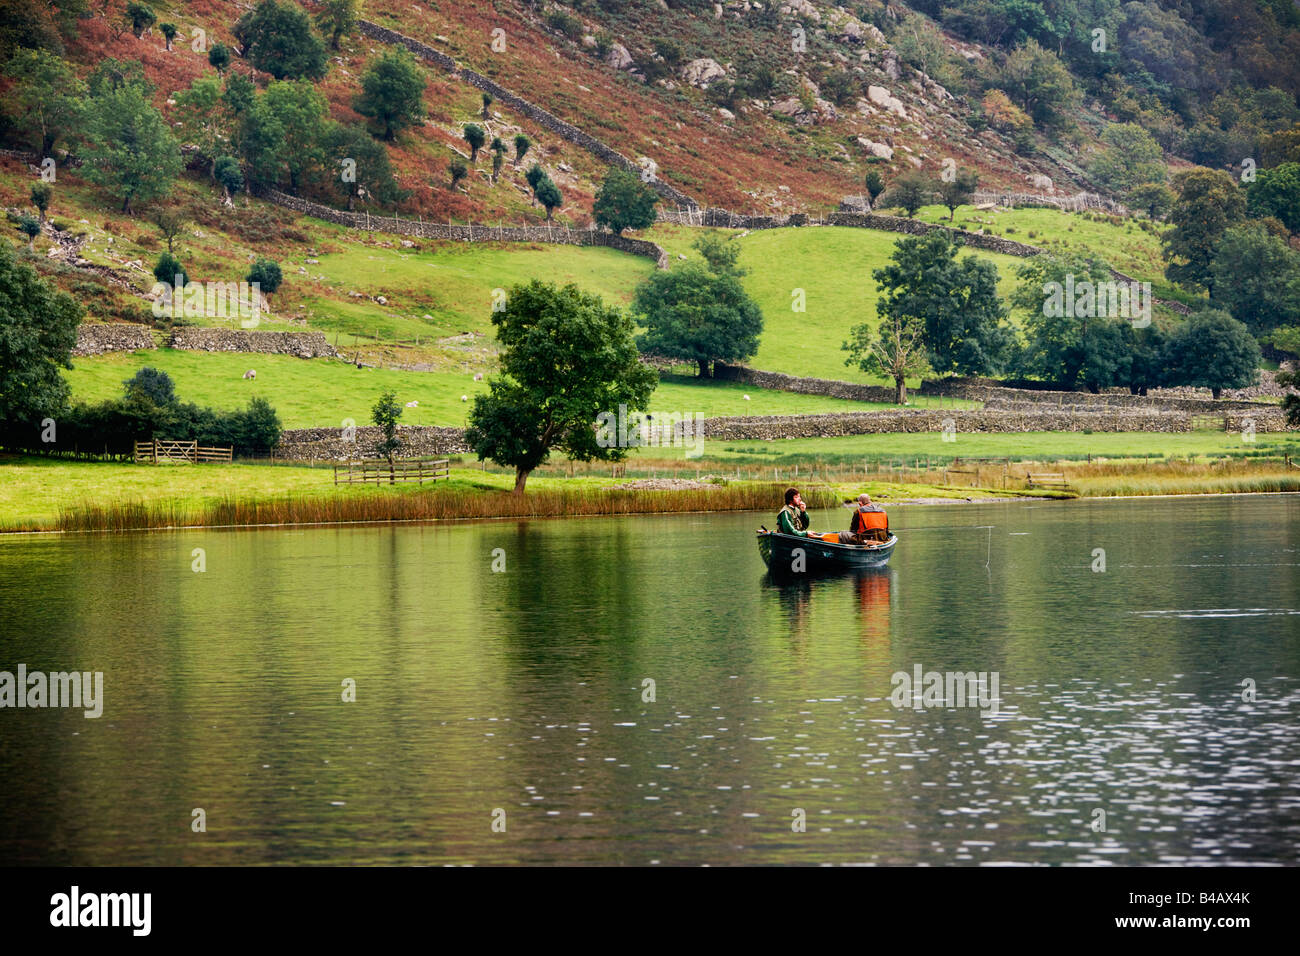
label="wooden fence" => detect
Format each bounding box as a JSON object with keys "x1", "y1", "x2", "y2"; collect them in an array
[
  {"x1": 333, "y1": 458, "x2": 450, "y2": 485},
  {"x1": 134, "y1": 440, "x2": 233, "y2": 464}
]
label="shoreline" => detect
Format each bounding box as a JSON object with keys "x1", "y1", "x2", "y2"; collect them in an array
[{"x1": 3, "y1": 488, "x2": 1295, "y2": 538}]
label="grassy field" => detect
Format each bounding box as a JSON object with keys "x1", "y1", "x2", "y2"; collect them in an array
[
  {"x1": 626, "y1": 430, "x2": 1300, "y2": 465},
  {"x1": 909, "y1": 204, "x2": 1178, "y2": 297},
  {"x1": 60, "y1": 349, "x2": 976, "y2": 429},
  {"x1": 7, "y1": 155, "x2": 1194, "y2": 396},
  {"x1": 646, "y1": 223, "x2": 1027, "y2": 381}
]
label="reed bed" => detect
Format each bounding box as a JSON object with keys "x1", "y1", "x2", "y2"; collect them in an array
[
  {"x1": 1061, "y1": 457, "x2": 1300, "y2": 496},
  {"x1": 52, "y1": 483, "x2": 842, "y2": 533}
]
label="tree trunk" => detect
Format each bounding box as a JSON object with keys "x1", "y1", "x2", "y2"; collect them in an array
[
  {"x1": 697, "y1": 358, "x2": 711, "y2": 378},
  {"x1": 389, "y1": 455, "x2": 395, "y2": 485},
  {"x1": 1212, "y1": 387, "x2": 1222, "y2": 400},
  {"x1": 513, "y1": 468, "x2": 529, "y2": 494},
  {"x1": 895, "y1": 376, "x2": 906, "y2": 404}
]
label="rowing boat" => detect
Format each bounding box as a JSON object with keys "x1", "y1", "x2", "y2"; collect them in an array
[{"x1": 756, "y1": 529, "x2": 898, "y2": 574}]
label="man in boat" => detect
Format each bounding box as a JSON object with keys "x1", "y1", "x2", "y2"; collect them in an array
[
  {"x1": 777, "y1": 488, "x2": 814, "y2": 536},
  {"x1": 839, "y1": 493, "x2": 888, "y2": 545}
]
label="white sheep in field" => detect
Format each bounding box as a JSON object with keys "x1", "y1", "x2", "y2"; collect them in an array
[
  {"x1": 405, "y1": 400, "x2": 419, "y2": 407},
  {"x1": 243, "y1": 369, "x2": 256, "y2": 380},
  {"x1": 473, "y1": 373, "x2": 483, "y2": 381}
]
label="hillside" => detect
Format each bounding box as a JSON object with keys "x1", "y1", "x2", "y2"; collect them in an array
[{"x1": 2, "y1": 0, "x2": 1298, "y2": 433}]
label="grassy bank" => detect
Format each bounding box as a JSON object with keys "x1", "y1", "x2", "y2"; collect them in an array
[
  {"x1": 0, "y1": 455, "x2": 1022, "y2": 533},
  {"x1": 4, "y1": 442, "x2": 1297, "y2": 534}
]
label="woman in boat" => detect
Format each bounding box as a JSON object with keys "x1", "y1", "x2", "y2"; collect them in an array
[{"x1": 777, "y1": 488, "x2": 814, "y2": 536}]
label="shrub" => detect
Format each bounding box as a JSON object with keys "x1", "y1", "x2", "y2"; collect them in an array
[
  {"x1": 153, "y1": 251, "x2": 186, "y2": 287},
  {"x1": 246, "y1": 258, "x2": 282, "y2": 294}
]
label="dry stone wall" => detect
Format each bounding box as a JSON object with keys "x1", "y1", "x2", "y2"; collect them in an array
[
  {"x1": 274, "y1": 406, "x2": 1288, "y2": 461},
  {"x1": 73, "y1": 323, "x2": 155, "y2": 356},
  {"x1": 275, "y1": 425, "x2": 471, "y2": 460},
  {"x1": 254, "y1": 186, "x2": 669, "y2": 268},
  {"x1": 168, "y1": 328, "x2": 339, "y2": 358},
  {"x1": 357, "y1": 19, "x2": 696, "y2": 208},
  {"x1": 713, "y1": 362, "x2": 897, "y2": 403},
  {"x1": 924, "y1": 380, "x2": 1275, "y2": 414},
  {"x1": 683, "y1": 407, "x2": 1290, "y2": 441}
]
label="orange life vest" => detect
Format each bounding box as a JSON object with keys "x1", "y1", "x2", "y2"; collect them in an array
[{"x1": 851, "y1": 508, "x2": 888, "y2": 534}]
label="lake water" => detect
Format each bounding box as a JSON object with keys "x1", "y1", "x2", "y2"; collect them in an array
[{"x1": 1, "y1": 495, "x2": 1297, "y2": 865}]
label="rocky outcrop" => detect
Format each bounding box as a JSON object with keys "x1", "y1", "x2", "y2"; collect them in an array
[
  {"x1": 168, "y1": 329, "x2": 339, "y2": 358},
  {"x1": 867, "y1": 85, "x2": 907, "y2": 118},
  {"x1": 606, "y1": 43, "x2": 634, "y2": 70},
  {"x1": 73, "y1": 323, "x2": 155, "y2": 356},
  {"x1": 858, "y1": 137, "x2": 893, "y2": 160},
  {"x1": 681, "y1": 58, "x2": 726, "y2": 88}
]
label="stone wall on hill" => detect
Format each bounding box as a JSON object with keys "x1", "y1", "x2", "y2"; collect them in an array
[
  {"x1": 73, "y1": 323, "x2": 155, "y2": 356},
  {"x1": 357, "y1": 19, "x2": 697, "y2": 208},
  {"x1": 713, "y1": 362, "x2": 897, "y2": 403},
  {"x1": 253, "y1": 186, "x2": 670, "y2": 268},
  {"x1": 680, "y1": 408, "x2": 1289, "y2": 440},
  {"x1": 923, "y1": 379, "x2": 1276, "y2": 413},
  {"x1": 273, "y1": 407, "x2": 1289, "y2": 460},
  {"x1": 168, "y1": 329, "x2": 339, "y2": 358},
  {"x1": 275, "y1": 425, "x2": 471, "y2": 460}
]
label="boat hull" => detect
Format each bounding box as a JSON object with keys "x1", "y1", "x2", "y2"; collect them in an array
[{"x1": 758, "y1": 530, "x2": 897, "y2": 574}]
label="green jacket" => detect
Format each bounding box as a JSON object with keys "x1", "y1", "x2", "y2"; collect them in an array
[{"x1": 777, "y1": 504, "x2": 810, "y2": 536}]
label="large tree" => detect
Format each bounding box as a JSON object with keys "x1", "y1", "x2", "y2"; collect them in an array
[
  {"x1": 250, "y1": 80, "x2": 329, "y2": 193},
  {"x1": 634, "y1": 259, "x2": 763, "y2": 378},
  {"x1": 1163, "y1": 167, "x2": 1246, "y2": 295},
  {"x1": 936, "y1": 169, "x2": 980, "y2": 221},
  {"x1": 1246, "y1": 162, "x2": 1300, "y2": 234},
  {"x1": 843, "y1": 309, "x2": 931, "y2": 405},
  {"x1": 173, "y1": 74, "x2": 233, "y2": 179},
  {"x1": 465, "y1": 281, "x2": 657, "y2": 494},
  {"x1": 78, "y1": 83, "x2": 181, "y2": 213},
  {"x1": 325, "y1": 123, "x2": 406, "y2": 210},
  {"x1": 0, "y1": 242, "x2": 82, "y2": 444},
  {"x1": 315, "y1": 0, "x2": 359, "y2": 50},
  {"x1": 1209, "y1": 224, "x2": 1300, "y2": 338},
  {"x1": 997, "y1": 38, "x2": 1080, "y2": 130},
  {"x1": 234, "y1": 0, "x2": 328, "y2": 81},
  {"x1": 874, "y1": 231, "x2": 1011, "y2": 377},
  {"x1": 1012, "y1": 250, "x2": 1132, "y2": 391},
  {"x1": 1165, "y1": 309, "x2": 1261, "y2": 399},
  {"x1": 593, "y1": 168, "x2": 660, "y2": 235},
  {"x1": 878, "y1": 171, "x2": 930, "y2": 218},
  {"x1": 1, "y1": 48, "x2": 86, "y2": 156},
  {"x1": 1088, "y1": 122, "x2": 1166, "y2": 194},
  {"x1": 353, "y1": 48, "x2": 425, "y2": 141}
]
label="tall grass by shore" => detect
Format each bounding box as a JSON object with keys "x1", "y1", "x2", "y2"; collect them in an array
[{"x1": 53, "y1": 483, "x2": 844, "y2": 533}]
